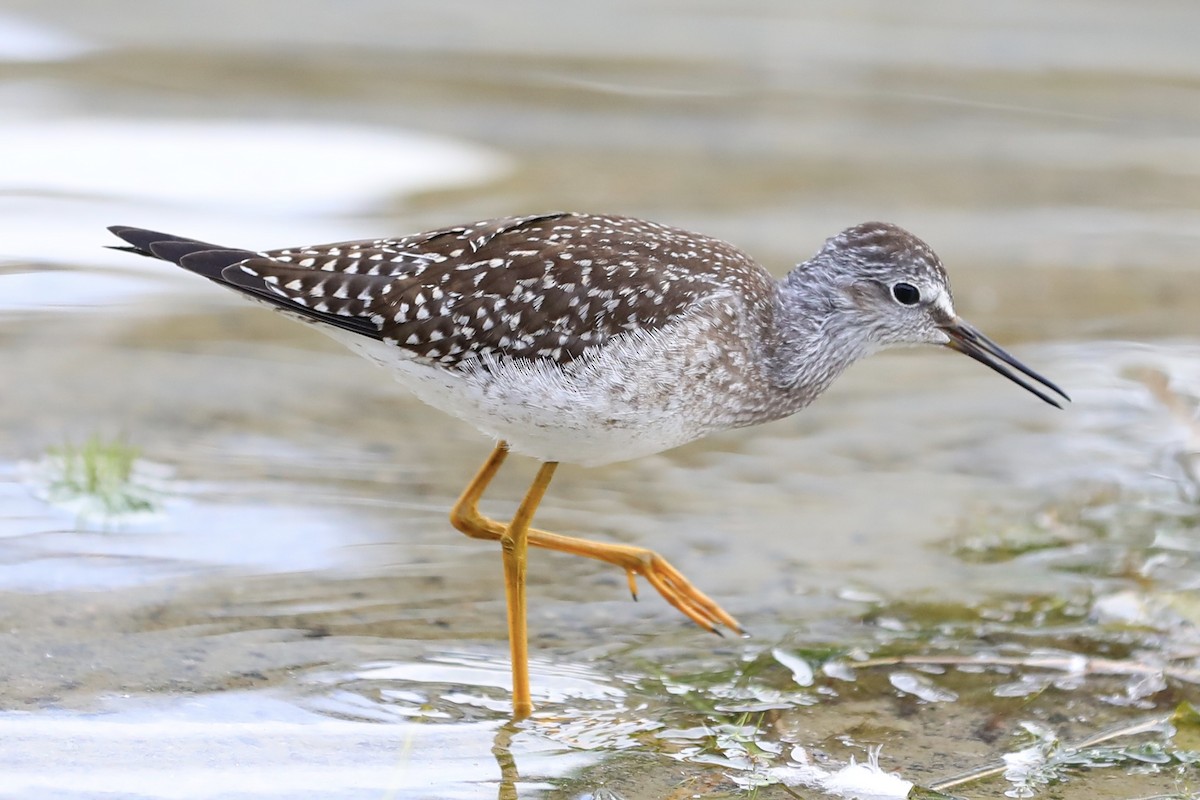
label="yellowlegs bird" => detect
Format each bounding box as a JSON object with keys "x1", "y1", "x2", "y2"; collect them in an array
[{"x1": 108, "y1": 213, "x2": 1068, "y2": 717}]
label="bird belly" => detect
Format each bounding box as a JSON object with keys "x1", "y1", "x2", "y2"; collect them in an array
[
  {"x1": 370, "y1": 351, "x2": 708, "y2": 466},
  {"x1": 327, "y1": 311, "x2": 756, "y2": 467}
]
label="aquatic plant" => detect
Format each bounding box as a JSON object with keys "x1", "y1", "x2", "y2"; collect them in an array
[{"x1": 22, "y1": 436, "x2": 167, "y2": 525}]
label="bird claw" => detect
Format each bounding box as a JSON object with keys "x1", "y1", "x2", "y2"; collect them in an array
[
  {"x1": 622, "y1": 548, "x2": 744, "y2": 636},
  {"x1": 625, "y1": 568, "x2": 640, "y2": 601}
]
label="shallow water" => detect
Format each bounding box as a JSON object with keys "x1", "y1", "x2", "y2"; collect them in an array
[{"x1": 1, "y1": 2, "x2": 1199, "y2": 798}]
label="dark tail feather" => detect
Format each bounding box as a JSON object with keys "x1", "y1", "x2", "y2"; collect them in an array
[
  {"x1": 148, "y1": 240, "x2": 223, "y2": 263},
  {"x1": 108, "y1": 226, "x2": 256, "y2": 282},
  {"x1": 146, "y1": 244, "x2": 256, "y2": 282},
  {"x1": 106, "y1": 245, "x2": 156, "y2": 257},
  {"x1": 106, "y1": 225, "x2": 382, "y2": 339},
  {"x1": 107, "y1": 226, "x2": 221, "y2": 258}
]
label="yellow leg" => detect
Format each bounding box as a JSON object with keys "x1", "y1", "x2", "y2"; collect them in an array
[
  {"x1": 451, "y1": 441, "x2": 511, "y2": 529},
  {"x1": 501, "y1": 460, "x2": 557, "y2": 719},
  {"x1": 449, "y1": 443, "x2": 743, "y2": 638}
]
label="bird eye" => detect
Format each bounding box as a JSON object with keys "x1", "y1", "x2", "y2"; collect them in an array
[{"x1": 891, "y1": 282, "x2": 920, "y2": 306}]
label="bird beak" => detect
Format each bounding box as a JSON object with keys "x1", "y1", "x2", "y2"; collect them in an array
[{"x1": 940, "y1": 319, "x2": 1070, "y2": 408}]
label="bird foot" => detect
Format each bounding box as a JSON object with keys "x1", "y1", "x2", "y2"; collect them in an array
[{"x1": 613, "y1": 545, "x2": 744, "y2": 636}]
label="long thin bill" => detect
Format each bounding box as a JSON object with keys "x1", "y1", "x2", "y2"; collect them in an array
[{"x1": 941, "y1": 320, "x2": 1071, "y2": 408}]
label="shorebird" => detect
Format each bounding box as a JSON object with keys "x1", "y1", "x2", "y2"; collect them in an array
[{"x1": 108, "y1": 212, "x2": 1068, "y2": 717}]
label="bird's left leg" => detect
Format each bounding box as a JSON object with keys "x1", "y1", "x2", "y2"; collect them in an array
[
  {"x1": 448, "y1": 441, "x2": 511, "y2": 539},
  {"x1": 449, "y1": 447, "x2": 742, "y2": 636}
]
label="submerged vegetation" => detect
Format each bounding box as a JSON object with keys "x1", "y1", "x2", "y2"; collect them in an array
[
  {"x1": 537, "y1": 441, "x2": 1200, "y2": 799},
  {"x1": 22, "y1": 436, "x2": 167, "y2": 525}
]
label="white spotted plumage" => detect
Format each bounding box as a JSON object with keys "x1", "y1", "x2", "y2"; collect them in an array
[{"x1": 108, "y1": 213, "x2": 1020, "y2": 466}]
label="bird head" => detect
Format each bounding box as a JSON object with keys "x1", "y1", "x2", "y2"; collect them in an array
[{"x1": 818, "y1": 222, "x2": 1070, "y2": 408}]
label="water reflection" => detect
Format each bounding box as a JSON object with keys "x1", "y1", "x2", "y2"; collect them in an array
[{"x1": 0, "y1": 691, "x2": 597, "y2": 798}]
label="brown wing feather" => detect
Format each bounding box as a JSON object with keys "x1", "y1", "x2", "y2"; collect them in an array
[{"x1": 221, "y1": 213, "x2": 773, "y2": 367}]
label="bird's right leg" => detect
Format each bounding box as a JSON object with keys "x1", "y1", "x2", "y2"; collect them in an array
[
  {"x1": 448, "y1": 441, "x2": 555, "y2": 717},
  {"x1": 449, "y1": 444, "x2": 743, "y2": 636}
]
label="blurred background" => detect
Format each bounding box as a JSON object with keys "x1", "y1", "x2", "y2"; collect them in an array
[{"x1": 1, "y1": 2, "x2": 1198, "y2": 799}]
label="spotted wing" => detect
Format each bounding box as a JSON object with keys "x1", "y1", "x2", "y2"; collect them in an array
[{"x1": 222, "y1": 213, "x2": 771, "y2": 366}]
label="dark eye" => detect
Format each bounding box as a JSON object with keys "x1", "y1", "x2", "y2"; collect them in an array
[{"x1": 891, "y1": 282, "x2": 920, "y2": 306}]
